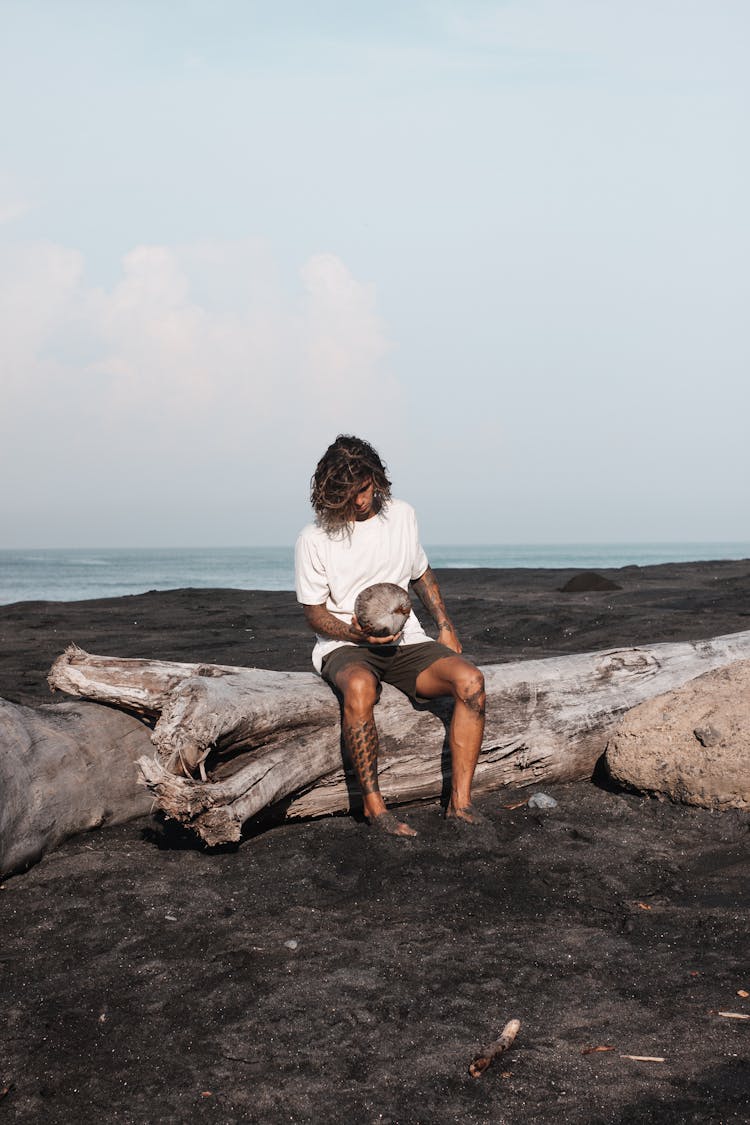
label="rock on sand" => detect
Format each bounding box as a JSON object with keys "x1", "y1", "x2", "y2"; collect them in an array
[{"x1": 605, "y1": 659, "x2": 750, "y2": 809}]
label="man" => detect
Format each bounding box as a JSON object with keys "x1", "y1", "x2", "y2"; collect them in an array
[{"x1": 294, "y1": 434, "x2": 486, "y2": 838}]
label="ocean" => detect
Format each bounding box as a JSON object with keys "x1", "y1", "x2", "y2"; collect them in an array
[{"x1": 1, "y1": 543, "x2": 748, "y2": 605}]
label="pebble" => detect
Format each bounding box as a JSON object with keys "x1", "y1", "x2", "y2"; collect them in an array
[
  {"x1": 284, "y1": 939, "x2": 299, "y2": 950},
  {"x1": 527, "y1": 792, "x2": 558, "y2": 809}
]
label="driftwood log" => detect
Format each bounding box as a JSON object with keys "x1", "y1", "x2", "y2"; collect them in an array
[
  {"x1": 0, "y1": 697, "x2": 153, "y2": 877},
  {"x1": 42, "y1": 630, "x2": 750, "y2": 849}
]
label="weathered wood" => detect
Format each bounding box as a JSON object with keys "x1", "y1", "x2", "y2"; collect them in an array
[
  {"x1": 0, "y1": 696, "x2": 153, "y2": 878},
  {"x1": 47, "y1": 630, "x2": 750, "y2": 847},
  {"x1": 469, "y1": 1018, "x2": 522, "y2": 1078},
  {"x1": 49, "y1": 645, "x2": 339, "y2": 777}
]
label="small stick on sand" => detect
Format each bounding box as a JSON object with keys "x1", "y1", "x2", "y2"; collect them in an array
[
  {"x1": 469, "y1": 1018, "x2": 521, "y2": 1078},
  {"x1": 714, "y1": 1011, "x2": 750, "y2": 1021},
  {"x1": 620, "y1": 1055, "x2": 666, "y2": 1063}
]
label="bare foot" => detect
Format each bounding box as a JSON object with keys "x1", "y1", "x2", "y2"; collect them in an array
[
  {"x1": 367, "y1": 810, "x2": 417, "y2": 838},
  {"x1": 445, "y1": 803, "x2": 489, "y2": 827}
]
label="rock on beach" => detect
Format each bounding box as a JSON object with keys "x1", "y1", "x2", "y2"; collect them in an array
[{"x1": 605, "y1": 659, "x2": 750, "y2": 809}]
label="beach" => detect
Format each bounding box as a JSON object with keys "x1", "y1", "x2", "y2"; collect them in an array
[{"x1": 1, "y1": 560, "x2": 749, "y2": 1122}]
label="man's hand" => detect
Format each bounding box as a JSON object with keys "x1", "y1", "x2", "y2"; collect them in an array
[
  {"x1": 411, "y1": 567, "x2": 462, "y2": 653},
  {"x1": 437, "y1": 622, "x2": 462, "y2": 654},
  {"x1": 303, "y1": 603, "x2": 402, "y2": 646},
  {"x1": 350, "y1": 615, "x2": 404, "y2": 646}
]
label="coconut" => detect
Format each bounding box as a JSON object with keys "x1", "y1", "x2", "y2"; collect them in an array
[{"x1": 354, "y1": 582, "x2": 412, "y2": 638}]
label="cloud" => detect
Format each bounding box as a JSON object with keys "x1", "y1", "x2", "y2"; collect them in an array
[
  {"x1": 0, "y1": 172, "x2": 32, "y2": 225},
  {"x1": 299, "y1": 252, "x2": 399, "y2": 424},
  {"x1": 0, "y1": 242, "x2": 85, "y2": 398},
  {"x1": 0, "y1": 199, "x2": 30, "y2": 224},
  {"x1": 0, "y1": 239, "x2": 402, "y2": 541}
]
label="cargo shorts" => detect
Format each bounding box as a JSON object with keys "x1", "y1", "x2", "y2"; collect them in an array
[{"x1": 320, "y1": 640, "x2": 456, "y2": 703}]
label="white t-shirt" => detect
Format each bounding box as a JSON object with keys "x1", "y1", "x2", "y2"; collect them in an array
[{"x1": 295, "y1": 498, "x2": 431, "y2": 672}]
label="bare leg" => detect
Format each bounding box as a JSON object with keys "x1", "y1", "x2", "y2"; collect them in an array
[
  {"x1": 415, "y1": 656, "x2": 486, "y2": 822},
  {"x1": 336, "y1": 664, "x2": 417, "y2": 837}
]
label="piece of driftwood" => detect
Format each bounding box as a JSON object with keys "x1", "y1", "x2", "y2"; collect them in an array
[
  {"x1": 0, "y1": 697, "x2": 153, "y2": 877},
  {"x1": 469, "y1": 1018, "x2": 521, "y2": 1078},
  {"x1": 47, "y1": 630, "x2": 750, "y2": 847}
]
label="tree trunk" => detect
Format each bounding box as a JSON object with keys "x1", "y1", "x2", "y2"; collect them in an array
[
  {"x1": 46, "y1": 630, "x2": 750, "y2": 847},
  {"x1": 0, "y1": 697, "x2": 153, "y2": 877}
]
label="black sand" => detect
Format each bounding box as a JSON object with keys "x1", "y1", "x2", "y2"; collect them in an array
[{"x1": 1, "y1": 560, "x2": 749, "y2": 1122}]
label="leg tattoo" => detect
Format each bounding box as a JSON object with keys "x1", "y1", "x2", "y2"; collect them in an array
[
  {"x1": 462, "y1": 686, "x2": 486, "y2": 720},
  {"x1": 343, "y1": 717, "x2": 381, "y2": 796}
]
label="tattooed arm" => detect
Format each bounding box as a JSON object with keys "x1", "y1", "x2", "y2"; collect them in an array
[
  {"x1": 410, "y1": 567, "x2": 462, "y2": 653},
  {"x1": 302, "y1": 603, "x2": 402, "y2": 646}
]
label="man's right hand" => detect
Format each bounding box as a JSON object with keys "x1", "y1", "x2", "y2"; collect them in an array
[{"x1": 302, "y1": 603, "x2": 403, "y2": 646}]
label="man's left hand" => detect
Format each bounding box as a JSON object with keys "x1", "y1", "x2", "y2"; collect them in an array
[
  {"x1": 351, "y1": 615, "x2": 404, "y2": 646},
  {"x1": 438, "y1": 624, "x2": 462, "y2": 654}
]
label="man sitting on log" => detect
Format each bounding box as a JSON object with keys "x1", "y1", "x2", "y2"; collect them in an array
[{"x1": 295, "y1": 434, "x2": 486, "y2": 837}]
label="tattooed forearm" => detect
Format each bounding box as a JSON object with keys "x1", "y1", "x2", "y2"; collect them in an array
[
  {"x1": 343, "y1": 717, "x2": 380, "y2": 795},
  {"x1": 303, "y1": 602, "x2": 358, "y2": 642},
  {"x1": 411, "y1": 567, "x2": 453, "y2": 630},
  {"x1": 302, "y1": 602, "x2": 399, "y2": 646}
]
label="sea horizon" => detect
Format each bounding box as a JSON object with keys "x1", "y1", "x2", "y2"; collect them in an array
[{"x1": 1, "y1": 542, "x2": 749, "y2": 606}]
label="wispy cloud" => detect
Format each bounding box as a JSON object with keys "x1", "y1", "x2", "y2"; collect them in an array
[
  {"x1": 0, "y1": 199, "x2": 29, "y2": 224},
  {"x1": 299, "y1": 252, "x2": 398, "y2": 425},
  {"x1": 0, "y1": 172, "x2": 31, "y2": 224},
  {"x1": 0, "y1": 239, "x2": 402, "y2": 541}
]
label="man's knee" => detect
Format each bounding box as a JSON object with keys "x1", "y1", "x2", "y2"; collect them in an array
[
  {"x1": 453, "y1": 663, "x2": 485, "y2": 707},
  {"x1": 338, "y1": 666, "x2": 379, "y2": 713}
]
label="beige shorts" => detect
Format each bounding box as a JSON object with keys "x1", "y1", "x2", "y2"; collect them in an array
[{"x1": 320, "y1": 640, "x2": 456, "y2": 703}]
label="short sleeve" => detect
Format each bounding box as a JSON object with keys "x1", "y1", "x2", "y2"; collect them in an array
[
  {"x1": 410, "y1": 507, "x2": 429, "y2": 580},
  {"x1": 295, "y1": 530, "x2": 330, "y2": 605}
]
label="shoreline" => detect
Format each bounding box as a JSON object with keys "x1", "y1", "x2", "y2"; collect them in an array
[
  {"x1": 3, "y1": 543, "x2": 750, "y2": 607},
  {"x1": 2, "y1": 557, "x2": 748, "y2": 708}
]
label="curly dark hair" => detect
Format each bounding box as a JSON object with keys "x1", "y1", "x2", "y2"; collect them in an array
[{"x1": 310, "y1": 435, "x2": 392, "y2": 533}]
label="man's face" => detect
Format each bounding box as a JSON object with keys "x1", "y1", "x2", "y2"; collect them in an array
[{"x1": 351, "y1": 478, "x2": 376, "y2": 521}]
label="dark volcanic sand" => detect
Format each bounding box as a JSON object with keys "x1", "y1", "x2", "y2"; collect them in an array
[{"x1": 1, "y1": 561, "x2": 749, "y2": 1123}]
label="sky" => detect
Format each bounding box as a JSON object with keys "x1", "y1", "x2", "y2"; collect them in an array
[{"x1": 0, "y1": 0, "x2": 748, "y2": 548}]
